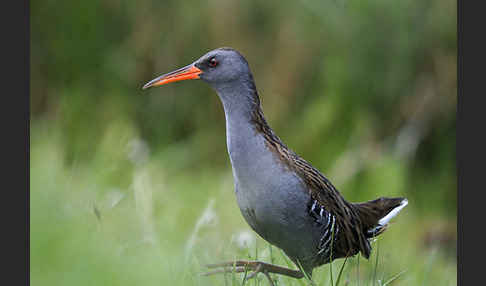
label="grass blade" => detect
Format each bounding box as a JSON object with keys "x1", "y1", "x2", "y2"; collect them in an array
[
  {"x1": 232, "y1": 260, "x2": 237, "y2": 286},
  {"x1": 357, "y1": 254, "x2": 360, "y2": 286},
  {"x1": 329, "y1": 219, "x2": 336, "y2": 286},
  {"x1": 296, "y1": 259, "x2": 313, "y2": 284},
  {"x1": 382, "y1": 270, "x2": 406, "y2": 286},
  {"x1": 241, "y1": 266, "x2": 249, "y2": 286},
  {"x1": 279, "y1": 251, "x2": 307, "y2": 286},
  {"x1": 335, "y1": 256, "x2": 348, "y2": 286},
  {"x1": 372, "y1": 239, "x2": 380, "y2": 286}
]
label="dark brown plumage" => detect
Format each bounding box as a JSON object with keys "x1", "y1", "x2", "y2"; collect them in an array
[{"x1": 251, "y1": 96, "x2": 405, "y2": 263}]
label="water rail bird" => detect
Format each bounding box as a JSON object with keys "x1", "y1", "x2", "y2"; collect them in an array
[{"x1": 143, "y1": 47, "x2": 408, "y2": 284}]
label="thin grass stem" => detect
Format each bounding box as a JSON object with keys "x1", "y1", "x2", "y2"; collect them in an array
[
  {"x1": 372, "y1": 239, "x2": 380, "y2": 286},
  {"x1": 357, "y1": 253, "x2": 360, "y2": 286},
  {"x1": 382, "y1": 270, "x2": 406, "y2": 286},
  {"x1": 329, "y1": 219, "x2": 336, "y2": 286},
  {"x1": 335, "y1": 256, "x2": 348, "y2": 286},
  {"x1": 279, "y1": 250, "x2": 306, "y2": 286}
]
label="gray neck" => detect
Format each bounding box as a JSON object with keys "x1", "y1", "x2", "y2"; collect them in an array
[{"x1": 212, "y1": 80, "x2": 272, "y2": 184}]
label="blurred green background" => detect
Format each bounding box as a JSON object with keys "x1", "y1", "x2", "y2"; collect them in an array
[{"x1": 31, "y1": 0, "x2": 456, "y2": 285}]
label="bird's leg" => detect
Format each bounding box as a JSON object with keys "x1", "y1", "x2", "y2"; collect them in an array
[
  {"x1": 245, "y1": 263, "x2": 263, "y2": 279},
  {"x1": 202, "y1": 260, "x2": 305, "y2": 281},
  {"x1": 241, "y1": 263, "x2": 276, "y2": 286},
  {"x1": 262, "y1": 269, "x2": 276, "y2": 286}
]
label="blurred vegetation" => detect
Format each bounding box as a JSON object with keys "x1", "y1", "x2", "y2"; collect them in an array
[{"x1": 31, "y1": 0, "x2": 456, "y2": 285}]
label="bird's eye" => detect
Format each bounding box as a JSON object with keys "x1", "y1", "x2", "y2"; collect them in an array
[{"x1": 209, "y1": 57, "x2": 218, "y2": 67}]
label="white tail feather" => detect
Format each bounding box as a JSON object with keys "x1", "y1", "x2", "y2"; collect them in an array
[{"x1": 378, "y1": 199, "x2": 408, "y2": 226}]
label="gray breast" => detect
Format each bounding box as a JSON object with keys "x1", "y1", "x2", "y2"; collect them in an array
[
  {"x1": 231, "y1": 142, "x2": 324, "y2": 263},
  {"x1": 221, "y1": 100, "x2": 325, "y2": 264}
]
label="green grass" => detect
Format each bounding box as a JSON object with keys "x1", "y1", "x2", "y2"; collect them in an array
[
  {"x1": 30, "y1": 0, "x2": 456, "y2": 284},
  {"x1": 30, "y1": 124, "x2": 456, "y2": 286}
]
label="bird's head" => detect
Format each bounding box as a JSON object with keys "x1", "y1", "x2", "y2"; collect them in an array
[{"x1": 142, "y1": 47, "x2": 251, "y2": 90}]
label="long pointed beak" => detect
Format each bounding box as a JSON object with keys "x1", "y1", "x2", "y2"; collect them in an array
[{"x1": 142, "y1": 64, "x2": 203, "y2": 90}]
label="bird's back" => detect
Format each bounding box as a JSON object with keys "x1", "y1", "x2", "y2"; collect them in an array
[{"x1": 250, "y1": 102, "x2": 407, "y2": 268}]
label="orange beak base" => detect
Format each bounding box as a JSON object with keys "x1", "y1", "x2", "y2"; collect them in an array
[{"x1": 143, "y1": 64, "x2": 202, "y2": 89}]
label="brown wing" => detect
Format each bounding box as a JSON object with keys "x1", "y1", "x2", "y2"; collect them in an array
[
  {"x1": 251, "y1": 105, "x2": 372, "y2": 258},
  {"x1": 287, "y1": 152, "x2": 372, "y2": 259}
]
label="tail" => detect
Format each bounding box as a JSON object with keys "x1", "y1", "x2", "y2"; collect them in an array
[{"x1": 354, "y1": 197, "x2": 408, "y2": 239}]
